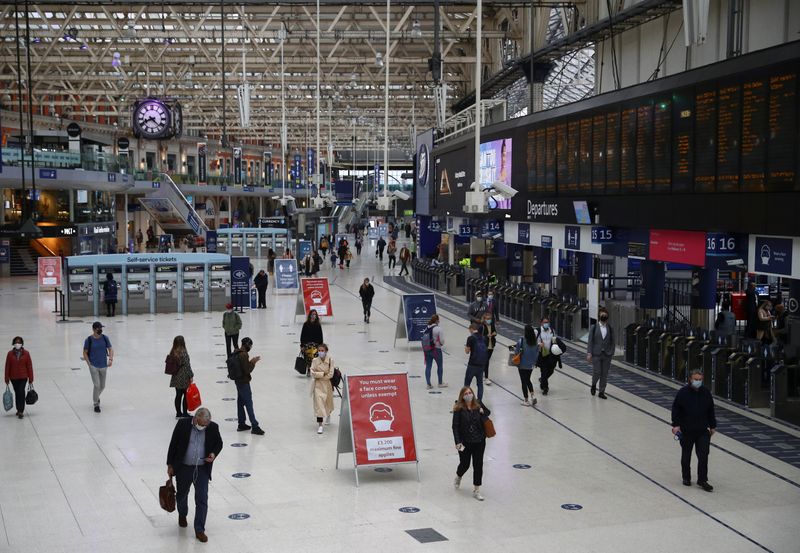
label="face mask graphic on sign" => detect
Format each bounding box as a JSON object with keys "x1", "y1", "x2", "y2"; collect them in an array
[{"x1": 369, "y1": 402, "x2": 395, "y2": 432}]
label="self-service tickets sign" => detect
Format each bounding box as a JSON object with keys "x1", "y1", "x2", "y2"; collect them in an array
[
  {"x1": 300, "y1": 277, "x2": 333, "y2": 316},
  {"x1": 336, "y1": 372, "x2": 419, "y2": 485},
  {"x1": 37, "y1": 256, "x2": 62, "y2": 288}
]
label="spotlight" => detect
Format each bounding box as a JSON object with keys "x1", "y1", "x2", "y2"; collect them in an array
[{"x1": 410, "y1": 19, "x2": 422, "y2": 38}]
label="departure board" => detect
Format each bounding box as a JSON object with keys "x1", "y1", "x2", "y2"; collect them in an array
[
  {"x1": 767, "y1": 72, "x2": 797, "y2": 190},
  {"x1": 566, "y1": 120, "x2": 580, "y2": 192},
  {"x1": 636, "y1": 103, "x2": 654, "y2": 191},
  {"x1": 578, "y1": 117, "x2": 593, "y2": 191},
  {"x1": 556, "y1": 123, "x2": 569, "y2": 192},
  {"x1": 653, "y1": 99, "x2": 671, "y2": 191},
  {"x1": 526, "y1": 129, "x2": 537, "y2": 192},
  {"x1": 741, "y1": 78, "x2": 768, "y2": 191},
  {"x1": 606, "y1": 111, "x2": 621, "y2": 192},
  {"x1": 592, "y1": 114, "x2": 606, "y2": 193},
  {"x1": 716, "y1": 83, "x2": 741, "y2": 192},
  {"x1": 620, "y1": 107, "x2": 637, "y2": 191},
  {"x1": 535, "y1": 127, "x2": 547, "y2": 192},
  {"x1": 672, "y1": 89, "x2": 693, "y2": 192},
  {"x1": 694, "y1": 88, "x2": 717, "y2": 192},
  {"x1": 545, "y1": 126, "x2": 557, "y2": 193}
]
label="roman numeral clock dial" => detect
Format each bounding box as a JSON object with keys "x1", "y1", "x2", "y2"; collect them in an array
[{"x1": 132, "y1": 99, "x2": 174, "y2": 139}]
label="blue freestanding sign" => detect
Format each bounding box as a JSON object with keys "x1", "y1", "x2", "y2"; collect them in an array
[
  {"x1": 275, "y1": 259, "x2": 299, "y2": 290},
  {"x1": 397, "y1": 294, "x2": 437, "y2": 345},
  {"x1": 206, "y1": 231, "x2": 217, "y2": 253},
  {"x1": 230, "y1": 256, "x2": 251, "y2": 309},
  {"x1": 298, "y1": 240, "x2": 313, "y2": 260}
]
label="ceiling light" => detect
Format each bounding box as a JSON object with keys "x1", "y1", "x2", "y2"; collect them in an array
[
  {"x1": 350, "y1": 71, "x2": 358, "y2": 82},
  {"x1": 410, "y1": 19, "x2": 422, "y2": 38},
  {"x1": 375, "y1": 52, "x2": 384, "y2": 67},
  {"x1": 111, "y1": 52, "x2": 121, "y2": 68},
  {"x1": 79, "y1": 43, "x2": 88, "y2": 50}
]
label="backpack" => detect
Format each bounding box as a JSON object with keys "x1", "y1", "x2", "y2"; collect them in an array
[
  {"x1": 164, "y1": 354, "x2": 179, "y2": 375},
  {"x1": 84, "y1": 335, "x2": 111, "y2": 359},
  {"x1": 421, "y1": 326, "x2": 435, "y2": 350},
  {"x1": 226, "y1": 351, "x2": 244, "y2": 381},
  {"x1": 105, "y1": 280, "x2": 117, "y2": 295},
  {"x1": 331, "y1": 367, "x2": 342, "y2": 388}
]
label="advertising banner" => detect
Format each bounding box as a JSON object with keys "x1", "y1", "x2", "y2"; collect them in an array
[
  {"x1": 649, "y1": 229, "x2": 706, "y2": 266},
  {"x1": 415, "y1": 128, "x2": 434, "y2": 216},
  {"x1": 398, "y1": 294, "x2": 437, "y2": 343},
  {"x1": 233, "y1": 147, "x2": 242, "y2": 185},
  {"x1": 754, "y1": 236, "x2": 794, "y2": 276},
  {"x1": 300, "y1": 277, "x2": 333, "y2": 316},
  {"x1": 294, "y1": 154, "x2": 302, "y2": 187},
  {"x1": 197, "y1": 142, "x2": 207, "y2": 185},
  {"x1": 275, "y1": 259, "x2": 299, "y2": 290},
  {"x1": 264, "y1": 151, "x2": 272, "y2": 186},
  {"x1": 345, "y1": 373, "x2": 418, "y2": 467},
  {"x1": 37, "y1": 256, "x2": 62, "y2": 288},
  {"x1": 230, "y1": 256, "x2": 250, "y2": 308}
]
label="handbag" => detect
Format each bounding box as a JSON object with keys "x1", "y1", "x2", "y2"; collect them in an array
[
  {"x1": 185, "y1": 382, "x2": 202, "y2": 412},
  {"x1": 158, "y1": 478, "x2": 176, "y2": 513},
  {"x1": 294, "y1": 355, "x2": 307, "y2": 375},
  {"x1": 25, "y1": 384, "x2": 38, "y2": 405},
  {"x1": 483, "y1": 417, "x2": 496, "y2": 438},
  {"x1": 509, "y1": 338, "x2": 522, "y2": 366},
  {"x1": 3, "y1": 385, "x2": 12, "y2": 412},
  {"x1": 164, "y1": 354, "x2": 179, "y2": 375}
]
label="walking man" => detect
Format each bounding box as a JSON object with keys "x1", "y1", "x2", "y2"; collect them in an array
[
  {"x1": 398, "y1": 244, "x2": 411, "y2": 276},
  {"x1": 231, "y1": 337, "x2": 265, "y2": 435},
  {"x1": 586, "y1": 307, "x2": 615, "y2": 399},
  {"x1": 166, "y1": 407, "x2": 223, "y2": 543},
  {"x1": 671, "y1": 369, "x2": 717, "y2": 491},
  {"x1": 376, "y1": 236, "x2": 386, "y2": 261},
  {"x1": 83, "y1": 321, "x2": 113, "y2": 413},
  {"x1": 222, "y1": 303, "x2": 242, "y2": 357},
  {"x1": 468, "y1": 290, "x2": 488, "y2": 325},
  {"x1": 464, "y1": 323, "x2": 489, "y2": 401}
]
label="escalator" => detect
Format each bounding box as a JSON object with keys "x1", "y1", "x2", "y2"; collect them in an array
[{"x1": 138, "y1": 173, "x2": 209, "y2": 245}]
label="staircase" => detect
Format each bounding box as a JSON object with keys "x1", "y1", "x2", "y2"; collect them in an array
[{"x1": 10, "y1": 240, "x2": 39, "y2": 276}]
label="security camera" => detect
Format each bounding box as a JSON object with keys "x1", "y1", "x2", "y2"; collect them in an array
[
  {"x1": 487, "y1": 181, "x2": 518, "y2": 199},
  {"x1": 392, "y1": 190, "x2": 410, "y2": 201}
]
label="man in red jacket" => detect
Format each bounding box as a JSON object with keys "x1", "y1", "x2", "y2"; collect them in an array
[{"x1": 4, "y1": 336, "x2": 34, "y2": 419}]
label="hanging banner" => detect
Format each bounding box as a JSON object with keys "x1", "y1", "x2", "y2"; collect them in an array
[
  {"x1": 300, "y1": 277, "x2": 333, "y2": 317},
  {"x1": 395, "y1": 293, "x2": 437, "y2": 347},
  {"x1": 307, "y1": 148, "x2": 315, "y2": 181},
  {"x1": 233, "y1": 147, "x2": 242, "y2": 185},
  {"x1": 336, "y1": 372, "x2": 419, "y2": 485},
  {"x1": 264, "y1": 151, "x2": 272, "y2": 187},
  {"x1": 275, "y1": 259, "x2": 299, "y2": 291},
  {"x1": 230, "y1": 256, "x2": 250, "y2": 309},
  {"x1": 37, "y1": 256, "x2": 62, "y2": 288},
  {"x1": 294, "y1": 154, "x2": 302, "y2": 188},
  {"x1": 197, "y1": 142, "x2": 207, "y2": 185}
]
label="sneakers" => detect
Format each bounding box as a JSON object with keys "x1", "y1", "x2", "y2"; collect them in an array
[
  {"x1": 521, "y1": 399, "x2": 530, "y2": 406},
  {"x1": 426, "y1": 384, "x2": 433, "y2": 390},
  {"x1": 484, "y1": 379, "x2": 492, "y2": 386},
  {"x1": 317, "y1": 425, "x2": 324, "y2": 434},
  {"x1": 473, "y1": 489, "x2": 485, "y2": 501},
  {"x1": 453, "y1": 476, "x2": 461, "y2": 489},
  {"x1": 94, "y1": 405, "x2": 101, "y2": 413},
  {"x1": 531, "y1": 397, "x2": 538, "y2": 406},
  {"x1": 324, "y1": 415, "x2": 331, "y2": 425},
  {"x1": 437, "y1": 383, "x2": 448, "y2": 388},
  {"x1": 251, "y1": 426, "x2": 265, "y2": 435},
  {"x1": 237, "y1": 423, "x2": 252, "y2": 431}
]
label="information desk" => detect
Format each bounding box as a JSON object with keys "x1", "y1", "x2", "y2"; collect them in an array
[{"x1": 65, "y1": 253, "x2": 231, "y2": 317}]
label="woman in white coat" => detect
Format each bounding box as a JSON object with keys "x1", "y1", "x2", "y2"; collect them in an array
[{"x1": 310, "y1": 343, "x2": 335, "y2": 434}]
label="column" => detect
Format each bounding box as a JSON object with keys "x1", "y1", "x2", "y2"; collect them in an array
[
  {"x1": 639, "y1": 260, "x2": 666, "y2": 318},
  {"x1": 532, "y1": 246, "x2": 552, "y2": 286},
  {"x1": 690, "y1": 267, "x2": 717, "y2": 330},
  {"x1": 177, "y1": 262, "x2": 184, "y2": 314}
]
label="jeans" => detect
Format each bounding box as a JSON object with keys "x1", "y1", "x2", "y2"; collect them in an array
[
  {"x1": 88, "y1": 364, "x2": 107, "y2": 406},
  {"x1": 176, "y1": 464, "x2": 209, "y2": 533},
  {"x1": 464, "y1": 364, "x2": 484, "y2": 401},
  {"x1": 456, "y1": 441, "x2": 486, "y2": 486},
  {"x1": 105, "y1": 300, "x2": 116, "y2": 317},
  {"x1": 484, "y1": 348, "x2": 495, "y2": 379},
  {"x1": 388, "y1": 255, "x2": 396, "y2": 268},
  {"x1": 518, "y1": 368, "x2": 534, "y2": 399},
  {"x1": 11, "y1": 378, "x2": 27, "y2": 413},
  {"x1": 256, "y1": 287, "x2": 267, "y2": 308},
  {"x1": 399, "y1": 261, "x2": 409, "y2": 275},
  {"x1": 424, "y1": 348, "x2": 443, "y2": 386},
  {"x1": 236, "y1": 381, "x2": 259, "y2": 427},
  {"x1": 362, "y1": 300, "x2": 372, "y2": 319},
  {"x1": 680, "y1": 430, "x2": 711, "y2": 483},
  {"x1": 174, "y1": 388, "x2": 187, "y2": 416},
  {"x1": 591, "y1": 353, "x2": 612, "y2": 393},
  {"x1": 225, "y1": 334, "x2": 239, "y2": 357}
]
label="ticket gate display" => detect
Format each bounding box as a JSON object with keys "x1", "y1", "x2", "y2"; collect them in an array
[
  {"x1": 126, "y1": 265, "x2": 151, "y2": 314},
  {"x1": 182, "y1": 264, "x2": 206, "y2": 312}
]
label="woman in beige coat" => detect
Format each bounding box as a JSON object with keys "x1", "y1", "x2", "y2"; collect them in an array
[{"x1": 310, "y1": 343, "x2": 334, "y2": 434}]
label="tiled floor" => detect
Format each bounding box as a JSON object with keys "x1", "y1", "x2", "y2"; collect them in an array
[{"x1": 1, "y1": 247, "x2": 799, "y2": 553}]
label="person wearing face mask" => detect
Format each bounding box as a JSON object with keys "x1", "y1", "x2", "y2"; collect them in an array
[
  {"x1": 82, "y1": 321, "x2": 113, "y2": 413},
  {"x1": 468, "y1": 291, "x2": 488, "y2": 325},
  {"x1": 586, "y1": 308, "x2": 615, "y2": 399},
  {"x1": 452, "y1": 386, "x2": 491, "y2": 501},
  {"x1": 480, "y1": 312, "x2": 498, "y2": 386},
  {"x1": 5, "y1": 336, "x2": 33, "y2": 419},
  {"x1": 166, "y1": 407, "x2": 223, "y2": 543},
  {"x1": 359, "y1": 278, "x2": 375, "y2": 323},
  {"x1": 464, "y1": 323, "x2": 489, "y2": 401},
  {"x1": 485, "y1": 289, "x2": 499, "y2": 323},
  {"x1": 222, "y1": 303, "x2": 242, "y2": 357},
  {"x1": 536, "y1": 318, "x2": 559, "y2": 395},
  {"x1": 231, "y1": 337, "x2": 265, "y2": 435},
  {"x1": 671, "y1": 370, "x2": 717, "y2": 492},
  {"x1": 310, "y1": 343, "x2": 335, "y2": 434}
]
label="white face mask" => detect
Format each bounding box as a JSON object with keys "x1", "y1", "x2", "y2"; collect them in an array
[
  {"x1": 318, "y1": 351, "x2": 327, "y2": 359},
  {"x1": 194, "y1": 423, "x2": 207, "y2": 432},
  {"x1": 463, "y1": 394, "x2": 474, "y2": 403},
  {"x1": 13, "y1": 343, "x2": 22, "y2": 350}
]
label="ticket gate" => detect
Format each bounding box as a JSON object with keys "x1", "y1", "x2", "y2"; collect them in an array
[
  {"x1": 126, "y1": 265, "x2": 151, "y2": 314},
  {"x1": 625, "y1": 323, "x2": 639, "y2": 364},
  {"x1": 728, "y1": 351, "x2": 752, "y2": 405},
  {"x1": 562, "y1": 302, "x2": 581, "y2": 341},
  {"x1": 685, "y1": 338, "x2": 708, "y2": 380},
  {"x1": 635, "y1": 325, "x2": 650, "y2": 369},
  {"x1": 646, "y1": 328, "x2": 661, "y2": 371},
  {"x1": 708, "y1": 345, "x2": 734, "y2": 397},
  {"x1": 670, "y1": 336, "x2": 694, "y2": 382},
  {"x1": 744, "y1": 356, "x2": 771, "y2": 408},
  {"x1": 771, "y1": 364, "x2": 800, "y2": 426},
  {"x1": 182, "y1": 264, "x2": 206, "y2": 312},
  {"x1": 658, "y1": 332, "x2": 679, "y2": 376}
]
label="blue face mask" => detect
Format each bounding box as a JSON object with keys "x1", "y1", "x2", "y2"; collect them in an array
[
  {"x1": 486, "y1": 319, "x2": 492, "y2": 324},
  {"x1": 543, "y1": 324, "x2": 550, "y2": 331},
  {"x1": 691, "y1": 379, "x2": 702, "y2": 389}
]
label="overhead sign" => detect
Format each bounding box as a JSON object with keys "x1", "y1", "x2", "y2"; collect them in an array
[
  {"x1": 66, "y1": 122, "x2": 81, "y2": 138},
  {"x1": 591, "y1": 226, "x2": 614, "y2": 244},
  {"x1": 480, "y1": 219, "x2": 502, "y2": 238},
  {"x1": 258, "y1": 217, "x2": 287, "y2": 229},
  {"x1": 230, "y1": 256, "x2": 250, "y2": 308},
  {"x1": 275, "y1": 259, "x2": 298, "y2": 290},
  {"x1": 396, "y1": 294, "x2": 437, "y2": 346},
  {"x1": 336, "y1": 372, "x2": 419, "y2": 485},
  {"x1": 39, "y1": 169, "x2": 57, "y2": 179},
  {"x1": 541, "y1": 235, "x2": 553, "y2": 248},
  {"x1": 754, "y1": 236, "x2": 793, "y2": 276},
  {"x1": 649, "y1": 229, "x2": 706, "y2": 266},
  {"x1": 38, "y1": 256, "x2": 62, "y2": 288},
  {"x1": 458, "y1": 224, "x2": 478, "y2": 238},
  {"x1": 206, "y1": 230, "x2": 217, "y2": 253},
  {"x1": 117, "y1": 137, "x2": 130, "y2": 150},
  {"x1": 300, "y1": 277, "x2": 333, "y2": 316},
  {"x1": 187, "y1": 212, "x2": 201, "y2": 235},
  {"x1": 564, "y1": 225, "x2": 581, "y2": 250}
]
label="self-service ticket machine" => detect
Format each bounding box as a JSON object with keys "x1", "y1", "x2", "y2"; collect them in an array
[
  {"x1": 209, "y1": 262, "x2": 231, "y2": 310},
  {"x1": 182, "y1": 264, "x2": 206, "y2": 312},
  {"x1": 154, "y1": 265, "x2": 179, "y2": 313},
  {"x1": 126, "y1": 265, "x2": 151, "y2": 314},
  {"x1": 229, "y1": 233, "x2": 244, "y2": 256},
  {"x1": 67, "y1": 265, "x2": 96, "y2": 317}
]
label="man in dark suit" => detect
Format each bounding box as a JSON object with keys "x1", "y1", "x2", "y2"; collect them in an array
[
  {"x1": 744, "y1": 281, "x2": 759, "y2": 339},
  {"x1": 586, "y1": 307, "x2": 615, "y2": 399},
  {"x1": 167, "y1": 407, "x2": 223, "y2": 543}
]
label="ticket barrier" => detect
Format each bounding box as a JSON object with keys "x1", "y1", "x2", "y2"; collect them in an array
[
  {"x1": 635, "y1": 325, "x2": 650, "y2": 369},
  {"x1": 685, "y1": 338, "x2": 708, "y2": 378},
  {"x1": 728, "y1": 351, "x2": 752, "y2": 405},
  {"x1": 512, "y1": 286, "x2": 527, "y2": 323},
  {"x1": 182, "y1": 264, "x2": 206, "y2": 312},
  {"x1": 646, "y1": 328, "x2": 662, "y2": 372},
  {"x1": 625, "y1": 324, "x2": 640, "y2": 364},
  {"x1": 561, "y1": 301, "x2": 581, "y2": 341},
  {"x1": 657, "y1": 332, "x2": 679, "y2": 376},
  {"x1": 208, "y1": 263, "x2": 231, "y2": 310},
  {"x1": 706, "y1": 344, "x2": 734, "y2": 396},
  {"x1": 126, "y1": 266, "x2": 151, "y2": 314},
  {"x1": 445, "y1": 266, "x2": 465, "y2": 296},
  {"x1": 770, "y1": 364, "x2": 800, "y2": 426},
  {"x1": 670, "y1": 336, "x2": 694, "y2": 382}
]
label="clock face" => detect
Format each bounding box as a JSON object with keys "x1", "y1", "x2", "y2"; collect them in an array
[{"x1": 134, "y1": 100, "x2": 171, "y2": 138}]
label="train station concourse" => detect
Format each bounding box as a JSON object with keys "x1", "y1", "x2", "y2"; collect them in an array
[{"x1": 0, "y1": 1, "x2": 799, "y2": 552}]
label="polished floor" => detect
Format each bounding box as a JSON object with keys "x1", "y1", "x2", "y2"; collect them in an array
[{"x1": 1, "y1": 245, "x2": 799, "y2": 553}]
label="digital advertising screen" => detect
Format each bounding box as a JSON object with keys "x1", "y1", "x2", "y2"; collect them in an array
[{"x1": 479, "y1": 137, "x2": 515, "y2": 210}]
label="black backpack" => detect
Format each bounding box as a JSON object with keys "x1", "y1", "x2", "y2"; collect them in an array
[
  {"x1": 331, "y1": 367, "x2": 342, "y2": 388},
  {"x1": 226, "y1": 351, "x2": 244, "y2": 381}
]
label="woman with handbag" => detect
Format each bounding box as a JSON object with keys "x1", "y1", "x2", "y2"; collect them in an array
[
  {"x1": 512, "y1": 325, "x2": 539, "y2": 406},
  {"x1": 756, "y1": 301, "x2": 775, "y2": 344},
  {"x1": 310, "y1": 343, "x2": 335, "y2": 435},
  {"x1": 452, "y1": 386, "x2": 491, "y2": 501},
  {"x1": 4, "y1": 336, "x2": 33, "y2": 419},
  {"x1": 168, "y1": 336, "x2": 194, "y2": 418}
]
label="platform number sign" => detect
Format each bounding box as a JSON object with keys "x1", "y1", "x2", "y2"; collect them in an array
[
  {"x1": 705, "y1": 233, "x2": 738, "y2": 257},
  {"x1": 591, "y1": 226, "x2": 614, "y2": 244}
]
